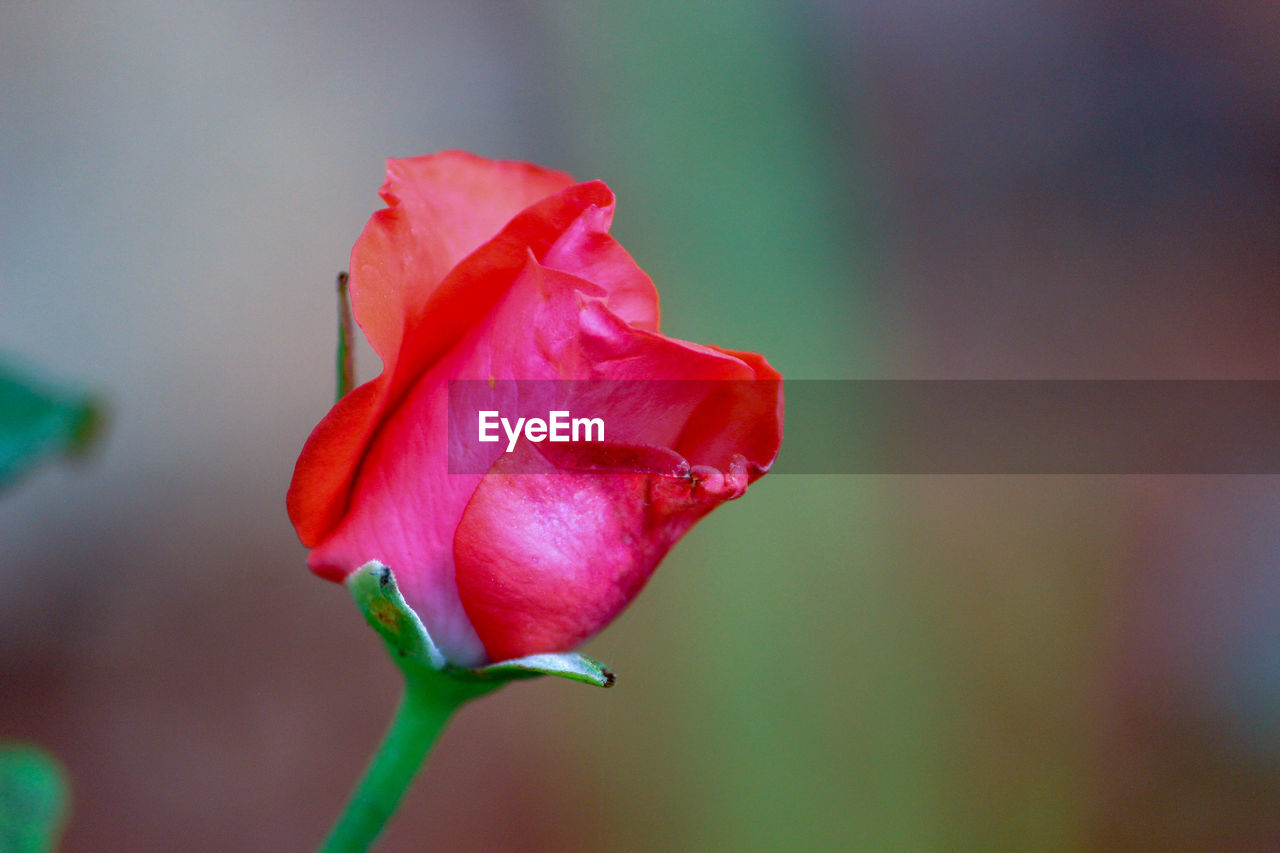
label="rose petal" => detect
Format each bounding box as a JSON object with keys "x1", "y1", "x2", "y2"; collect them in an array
[
  {"x1": 453, "y1": 445, "x2": 755, "y2": 661},
  {"x1": 350, "y1": 151, "x2": 576, "y2": 366}
]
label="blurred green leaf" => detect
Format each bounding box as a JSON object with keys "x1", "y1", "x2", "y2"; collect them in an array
[
  {"x1": 0, "y1": 744, "x2": 68, "y2": 853},
  {"x1": 0, "y1": 363, "x2": 103, "y2": 491}
]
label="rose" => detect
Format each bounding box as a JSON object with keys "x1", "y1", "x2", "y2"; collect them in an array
[{"x1": 287, "y1": 151, "x2": 782, "y2": 667}]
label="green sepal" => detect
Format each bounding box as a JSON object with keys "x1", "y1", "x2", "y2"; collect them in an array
[
  {"x1": 476, "y1": 652, "x2": 615, "y2": 687},
  {"x1": 0, "y1": 744, "x2": 69, "y2": 853},
  {"x1": 347, "y1": 561, "x2": 449, "y2": 671},
  {"x1": 346, "y1": 562, "x2": 615, "y2": 688},
  {"x1": 334, "y1": 272, "x2": 354, "y2": 402},
  {"x1": 0, "y1": 362, "x2": 104, "y2": 491}
]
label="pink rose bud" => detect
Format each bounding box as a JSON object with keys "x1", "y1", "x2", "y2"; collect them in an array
[{"x1": 287, "y1": 152, "x2": 782, "y2": 666}]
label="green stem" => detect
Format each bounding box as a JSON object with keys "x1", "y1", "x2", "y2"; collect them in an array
[{"x1": 319, "y1": 675, "x2": 480, "y2": 852}]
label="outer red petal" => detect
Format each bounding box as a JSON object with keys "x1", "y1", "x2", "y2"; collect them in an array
[{"x1": 453, "y1": 452, "x2": 723, "y2": 662}]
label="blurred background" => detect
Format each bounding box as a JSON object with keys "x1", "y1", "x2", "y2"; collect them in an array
[{"x1": 3, "y1": 1, "x2": 1280, "y2": 849}]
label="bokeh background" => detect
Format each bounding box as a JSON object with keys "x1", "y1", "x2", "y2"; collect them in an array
[{"x1": 4, "y1": 2, "x2": 1280, "y2": 849}]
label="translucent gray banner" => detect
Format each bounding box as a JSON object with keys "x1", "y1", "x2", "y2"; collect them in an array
[
  {"x1": 447, "y1": 380, "x2": 1280, "y2": 475},
  {"x1": 781, "y1": 380, "x2": 1280, "y2": 474}
]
